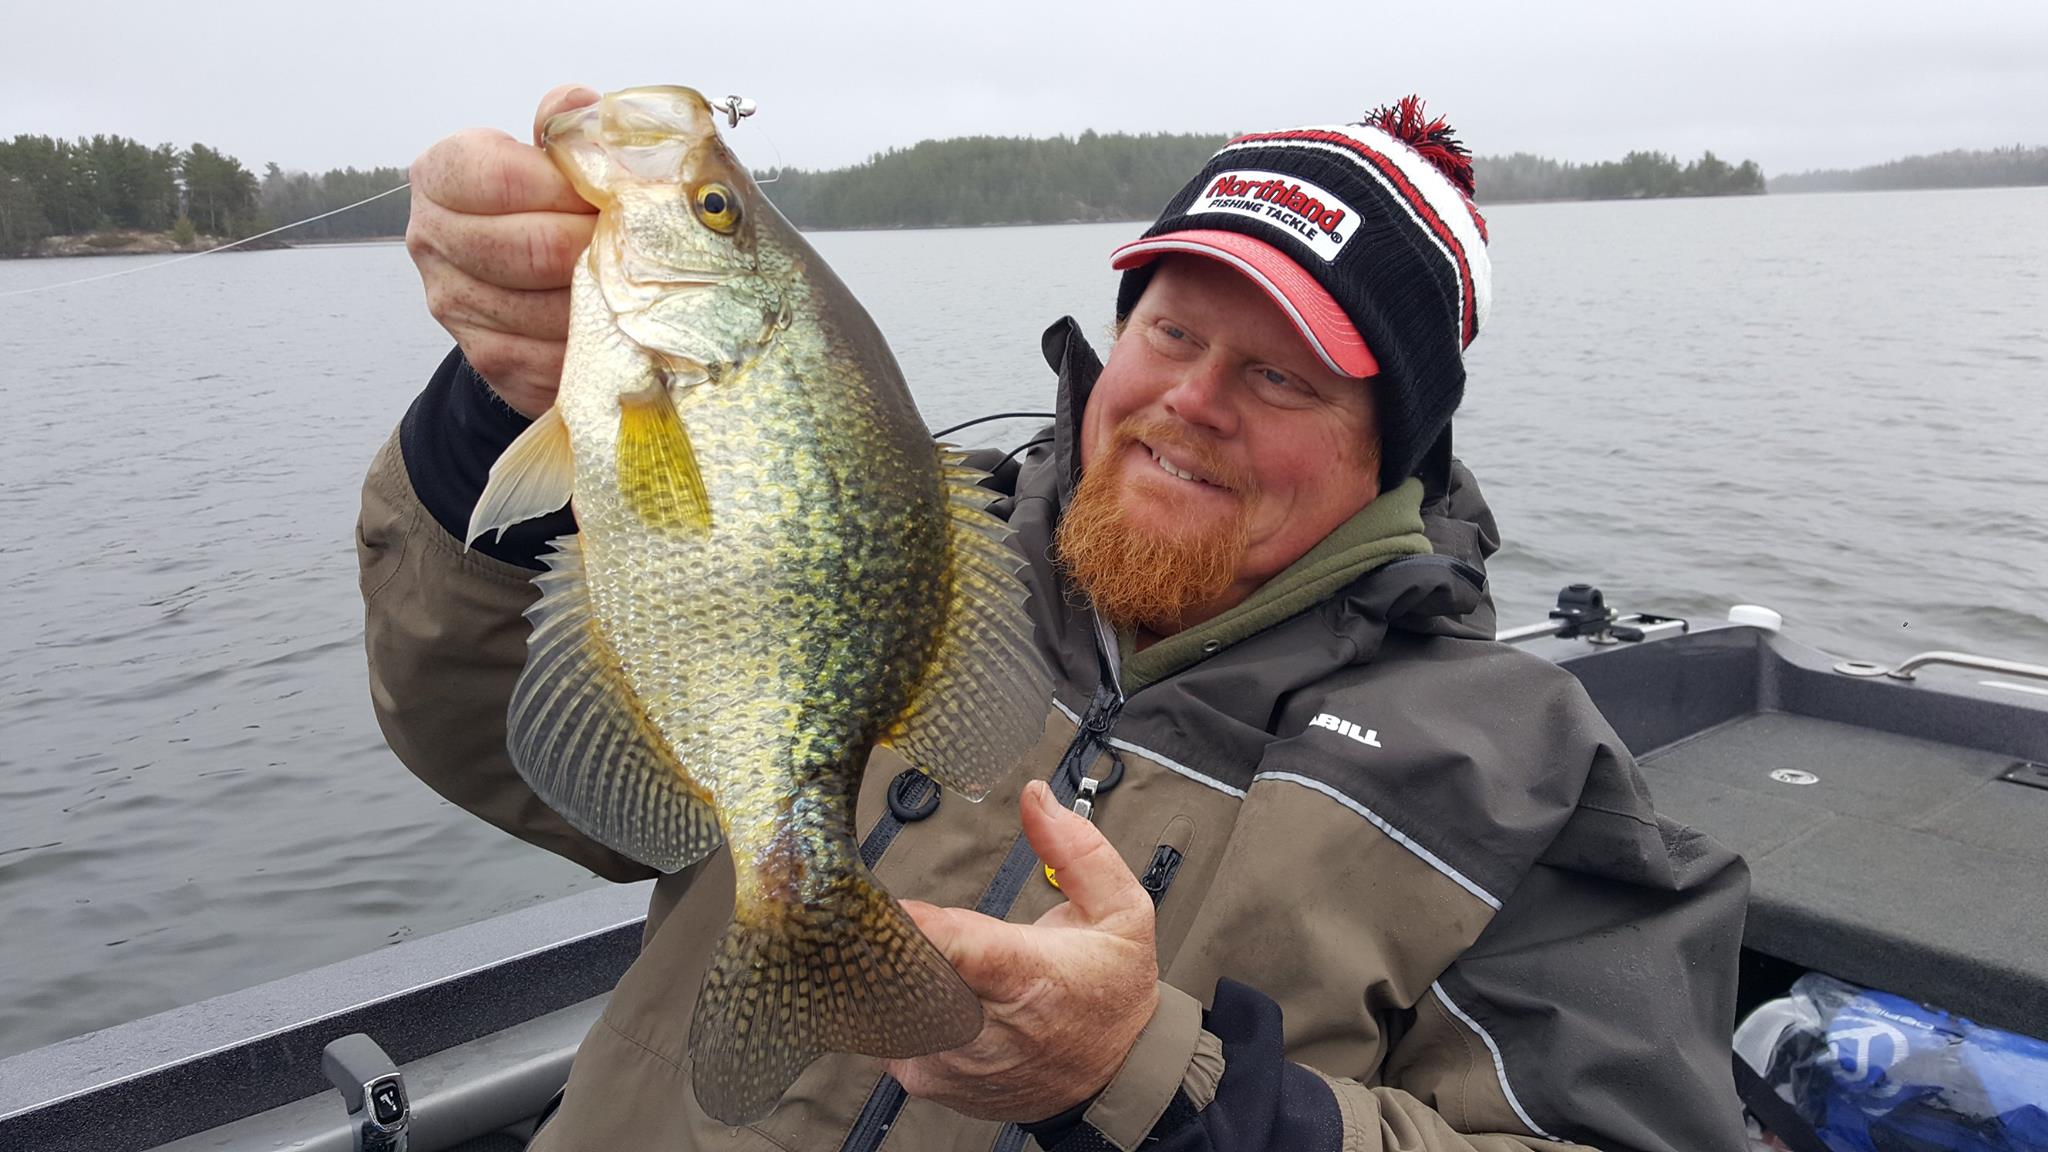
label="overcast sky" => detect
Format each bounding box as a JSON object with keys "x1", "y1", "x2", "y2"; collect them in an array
[{"x1": 8, "y1": 0, "x2": 2046, "y2": 179}]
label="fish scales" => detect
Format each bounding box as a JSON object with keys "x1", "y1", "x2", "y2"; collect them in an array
[
  {"x1": 463, "y1": 85, "x2": 1051, "y2": 1126},
  {"x1": 568, "y1": 262, "x2": 944, "y2": 859}
]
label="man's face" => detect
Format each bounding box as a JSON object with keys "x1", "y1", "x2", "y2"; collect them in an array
[{"x1": 1063, "y1": 255, "x2": 1381, "y2": 634}]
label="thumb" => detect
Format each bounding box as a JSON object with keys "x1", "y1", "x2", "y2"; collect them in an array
[
  {"x1": 533, "y1": 83, "x2": 601, "y2": 147},
  {"x1": 1023, "y1": 780, "x2": 1150, "y2": 932}
]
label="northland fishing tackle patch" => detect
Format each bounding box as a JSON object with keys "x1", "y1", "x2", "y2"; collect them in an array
[{"x1": 1186, "y1": 170, "x2": 1358, "y2": 261}]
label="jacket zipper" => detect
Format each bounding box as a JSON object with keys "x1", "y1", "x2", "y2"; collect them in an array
[{"x1": 841, "y1": 623, "x2": 1126, "y2": 1152}]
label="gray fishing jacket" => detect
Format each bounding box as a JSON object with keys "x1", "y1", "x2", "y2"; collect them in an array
[{"x1": 358, "y1": 318, "x2": 1751, "y2": 1151}]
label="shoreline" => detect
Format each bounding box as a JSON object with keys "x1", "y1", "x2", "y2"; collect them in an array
[
  {"x1": 2, "y1": 230, "x2": 355, "y2": 260},
  {"x1": 8, "y1": 181, "x2": 2041, "y2": 259}
]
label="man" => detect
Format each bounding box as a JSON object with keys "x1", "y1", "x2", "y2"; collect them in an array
[{"x1": 363, "y1": 85, "x2": 1750, "y2": 1150}]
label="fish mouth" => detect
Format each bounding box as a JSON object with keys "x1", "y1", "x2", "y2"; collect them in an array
[
  {"x1": 622, "y1": 255, "x2": 734, "y2": 289},
  {"x1": 596, "y1": 250, "x2": 735, "y2": 319},
  {"x1": 544, "y1": 87, "x2": 722, "y2": 183}
]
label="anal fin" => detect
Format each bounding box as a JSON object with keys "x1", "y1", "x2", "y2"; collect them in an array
[
  {"x1": 688, "y1": 867, "x2": 982, "y2": 1125},
  {"x1": 509, "y1": 535, "x2": 722, "y2": 872},
  {"x1": 881, "y1": 448, "x2": 1054, "y2": 801}
]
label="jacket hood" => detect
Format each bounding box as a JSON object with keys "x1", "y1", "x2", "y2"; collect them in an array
[{"x1": 1036, "y1": 316, "x2": 1499, "y2": 644}]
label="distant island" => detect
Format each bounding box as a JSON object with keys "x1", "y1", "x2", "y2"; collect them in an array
[
  {"x1": 1769, "y1": 146, "x2": 2048, "y2": 194},
  {"x1": 3, "y1": 128, "x2": 2040, "y2": 258},
  {"x1": 1476, "y1": 151, "x2": 1763, "y2": 203},
  {"x1": 756, "y1": 135, "x2": 1768, "y2": 228},
  {"x1": 0, "y1": 133, "x2": 406, "y2": 258}
]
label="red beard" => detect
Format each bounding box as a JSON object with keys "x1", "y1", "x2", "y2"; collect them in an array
[{"x1": 1055, "y1": 418, "x2": 1255, "y2": 633}]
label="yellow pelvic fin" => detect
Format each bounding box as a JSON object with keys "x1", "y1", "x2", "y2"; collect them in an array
[
  {"x1": 688, "y1": 867, "x2": 983, "y2": 1126},
  {"x1": 880, "y1": 447, "x2": 1055, "y2": 801},
  {"x1": 508, "y1": 535, "x2": 722, "y2": 872},
  {"x1": 617, "y1": 384, "x2": 710, "y2": 532},
  {"x1": 467, "y1": 406, "x2": 573, "y2": 547}
]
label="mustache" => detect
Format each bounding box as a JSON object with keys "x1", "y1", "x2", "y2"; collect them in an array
[{"x1": 1108, "y1": 418, "x2": 1256, "y2": 496}]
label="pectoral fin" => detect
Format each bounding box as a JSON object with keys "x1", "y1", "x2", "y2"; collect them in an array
[
  {"x1": 467, "y1": 406, "x2": 574, "y2": 547},
  {"x1": 617, "y1": 384, "x2": 711, "y2": 532},
  {"x1": 508, "y1": 535, "x2": 722, "y2": 872},
  {"x1": 880, "y1": 448, "x2": 1054, "y2": 801}
]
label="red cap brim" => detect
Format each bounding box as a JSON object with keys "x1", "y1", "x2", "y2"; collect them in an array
[{"x1": 1111, "y1": 230, "x2": 1378, "y2": 378}]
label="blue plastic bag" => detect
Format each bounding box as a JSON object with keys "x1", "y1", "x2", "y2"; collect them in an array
[{"x1": 1735, "y1": 973, "x2": 2048, "y2": 1151}]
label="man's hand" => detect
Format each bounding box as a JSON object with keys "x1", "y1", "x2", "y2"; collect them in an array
[
  {"x1": 405, "y1": 84, "x2": 600, "y2": 417},
  {"x1": 885, "y1": 780, "x2": 1161, "y2": 1122}
]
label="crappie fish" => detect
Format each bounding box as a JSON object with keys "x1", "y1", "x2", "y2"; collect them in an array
[{"x1": 465, "y1": 86, "x2": 1052, "y2": 1126}]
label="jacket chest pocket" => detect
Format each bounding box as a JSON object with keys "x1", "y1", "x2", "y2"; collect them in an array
[{"x1": 1144, "y1": 814, "x2": 1201, "y2": 963}]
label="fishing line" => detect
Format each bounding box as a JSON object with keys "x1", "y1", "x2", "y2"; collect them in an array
[
  {"x1": 711, "y1": 93, "x2": 785, "y2": 186},
  {"x1": 753, "y1": 124, "x2": 789, "y2": 186},
  {"x1": 0, "y1": 183, "x2": 412, "y2": 299},
  {"x1": 11, "y1": 97, "x2": 777, "y2": 298},
  {"x1": 932, "y1": 412, "x2": 1056, "y2": 438},
  {"x1": 995, "y1": 435, "x2": 1055, "y2": 472}
]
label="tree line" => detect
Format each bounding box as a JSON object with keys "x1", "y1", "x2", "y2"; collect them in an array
[
  {"x1": 0, "y1": 126, "x2": 1827, "y2": 256},
  {"x1": 756, "y1": 131, "x2": 1232, "y2": 229},
  {"x1": 255, "y1": 162, "x2": 410, "y2": 240},
  {"x1": 754, "y1": 137, "x2": 1768, "y2": 229},
  {"x1": 1769, "y1": 146, "x2": 2048, "y2": 194},
  {"x1": 1473, "y1": 151, "x2": 1764, "y2": 202},
  {"x1": 0, "y1": 133, "x2": 408, "y2": 256}
]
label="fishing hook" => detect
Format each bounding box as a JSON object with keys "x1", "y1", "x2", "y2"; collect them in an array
[{"x1": 714, "y1": 95, "x2": 758, "y2": 128}]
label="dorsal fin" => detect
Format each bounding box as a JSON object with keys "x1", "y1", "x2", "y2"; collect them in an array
[{"x1": 880, "y1": 448, "x2": 1053, "y2": 800}]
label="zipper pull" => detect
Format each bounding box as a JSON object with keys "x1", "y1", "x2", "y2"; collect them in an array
[
  {"x1": 1063, "y1": 749, "x2": 1124, "y2": 822},
  {"x1": 1071, "y1": 773, "x2": 1101, "y2": 820},
  {"x1": 1139, "y1": 845, "x2": 1184, "y2": 906},
  {"x1": 1043, "y1": 773, "x2": 1099, "y2": 891}
]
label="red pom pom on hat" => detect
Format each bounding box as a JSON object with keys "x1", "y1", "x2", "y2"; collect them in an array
[{"x1": 1361, "y1": 95, "x2": 1475, "y2": 198}]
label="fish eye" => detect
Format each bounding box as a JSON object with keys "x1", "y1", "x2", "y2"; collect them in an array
[{"x1": 693, "y1": 182, "x2": 741, "y2": 233}]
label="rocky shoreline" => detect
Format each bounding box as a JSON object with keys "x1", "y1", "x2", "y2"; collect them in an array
[{"x1": 7, "y1": 229, "x2": 296, "y2": 258}]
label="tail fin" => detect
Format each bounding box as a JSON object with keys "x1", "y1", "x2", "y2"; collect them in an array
[{"x1": 688, "y1": 869, "x2": 983, "y2": 1125}]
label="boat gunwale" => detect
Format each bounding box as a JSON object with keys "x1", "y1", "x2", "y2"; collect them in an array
[{"x1": 0, "y1": 881, "x2": 651, "y2": 1152}]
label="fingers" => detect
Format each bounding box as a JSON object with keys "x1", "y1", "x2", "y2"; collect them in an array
[
  {"x1": 400, "y1": 319, "x2": 565, "y2": 420},
  {"x1": 534, "y1": 83, "x2": 602, "y2": 147},
  {"x1": 410, "y1": 204, "x2": 595, "y2": 292},
  {"x1": 901, "y1": 900, "x2": 1039, "y2": 1002},
  {"x1": 423, "y1": 278, "x2": 571, "y2": 348},
  {"x1": 400, "y1": 88, "x2": 601, "y2": 418},
  {"x1": 1021, "y1": 781, "x2": 1151, "y2": 933},
  {"x1": 410, "y1": 127, "x2": 593, "y2": 217},
  {"x1": 454, "y1": 330, "x2": 567, "y2": 418},
  {"x1": 902, "y1": 900, "x2": 1001, "y2": 973}
]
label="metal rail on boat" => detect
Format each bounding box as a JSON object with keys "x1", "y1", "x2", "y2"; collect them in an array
[
  {"x1": 1831, "y1": 650, "x2": 2048, "y2": 684},
  {"x1": 1495, "y1": 583, "x2": 1701, "y2": 645}
]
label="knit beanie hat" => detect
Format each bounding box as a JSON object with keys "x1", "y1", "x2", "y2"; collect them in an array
[{"x1": 1112, "y1": 97, "x2": 1491, "y2": 492}]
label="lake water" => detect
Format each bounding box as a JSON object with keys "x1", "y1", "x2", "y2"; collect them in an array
[{"x1": 2, "y1": 190, "x2": 2045, "y2": 1058}]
